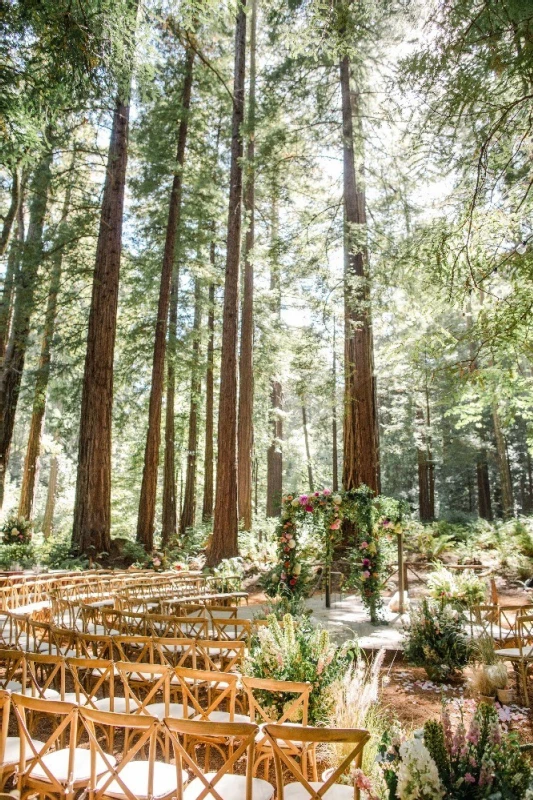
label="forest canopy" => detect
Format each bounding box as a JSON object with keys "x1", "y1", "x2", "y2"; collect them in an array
[{"x1": 0, "y1": 0, "x2": 531, "y2": 562}]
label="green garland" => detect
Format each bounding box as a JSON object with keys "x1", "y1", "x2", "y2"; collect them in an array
[{"x1": 276, "y1": 485, "x2": 407, "y2": 623}]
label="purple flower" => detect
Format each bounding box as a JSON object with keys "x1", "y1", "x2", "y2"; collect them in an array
[
  {"x1": 464, "y1": 773, "x2": 476, "y2": 784},
  {"x1": 299, "y1": 495, "x2": 308, "y2": 505},
  {"x1": 362, "y1": 558, "x2": 371, "y2": 566}
]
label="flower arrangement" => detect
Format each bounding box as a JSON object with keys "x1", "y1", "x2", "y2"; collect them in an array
[
  {"x1": 403, "y1": 598, "x2": 470, "y2": 681},
  {"x1": 2, "y1": 514, "x2": 32, "y2": 545},
  {"x1": 244, "y1": 613, "x2": 358, "y2": 724},
  {"x1": 274, "y1": 486, "x2": 407, "y2": 623},
  {"x1": 427, "y1": 564, "x2": 486, "y2": 609},
  {"x1": 378, "y1": 703, "x2": 533, "y2": 799}
]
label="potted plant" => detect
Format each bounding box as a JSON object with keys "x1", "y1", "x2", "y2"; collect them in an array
[{"x1": 470, "y1": 635, "x2": 510, "y2": 703}]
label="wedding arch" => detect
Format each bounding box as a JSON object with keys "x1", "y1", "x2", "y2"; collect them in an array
[{"x1": 275, "y1": 485, "x2": 407, "y2": 623}]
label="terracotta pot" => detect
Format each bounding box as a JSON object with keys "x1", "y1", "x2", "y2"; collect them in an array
[{"x1": 497, "y1": 688, "x2": 513, "y2": 705}]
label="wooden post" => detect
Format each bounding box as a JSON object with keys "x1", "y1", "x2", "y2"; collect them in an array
[{"x1": 398, "y1": 532, "x2": 405, "y2": 615}]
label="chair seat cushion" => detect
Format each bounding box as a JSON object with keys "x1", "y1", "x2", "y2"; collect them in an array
[
  {"x1": 192, "y1": 711, "x2": 250, "y2": 724},
  {"x1": 62, "y1": 692, "x2": 96, "y2": 705},
  {"x1": 184, "y1": 773, "x2": 274, "y2": 800},
  {"x1": 144, "y1": 702, "x2": 189, "y2": 720},
  {"x1": 93, "y1": 697, "x2": 129, "y2": 713},
  {"x1": 284, "y1": 782, "x2": 353, "y2": 800},
  {"x1": 495, "y1": 647, "x2": 533, "y2": 659},
  {"x1": 29, "y1": 748, "x2": 114, "y2": 783},
  {"x1": 4, "y1": 736, "x2": 44, "y2": 765},
  {"x1": 97, "y1": 760, "x2": 185, "y2": 799}
]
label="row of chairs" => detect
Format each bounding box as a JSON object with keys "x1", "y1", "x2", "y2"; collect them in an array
[{"x1": 1, "y1": 690, "x2": 370, "y2": 800}]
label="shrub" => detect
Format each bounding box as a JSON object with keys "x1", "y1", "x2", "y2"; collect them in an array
[
  {"x1": 1, "y1": 514, "x2": 32, "y2": 545},
  {"x1": 245, "y1": 613, "x2": 358, "y2": 724},
  {"x1": 426, "y1": 564, "x2": 486, "y2": 608},
  {"x1": 38, "y1": 531, "x2": 89, "y2": 570},
  {"x1": 0, "y1": 543, "x2": 36, "y2": 569},
  {"x1": 403, "y1": 598, "x2": 470, "y2": 681}
]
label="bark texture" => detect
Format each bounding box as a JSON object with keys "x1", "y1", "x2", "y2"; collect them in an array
[
  {"x1": 237, "y1": 0, "x2": 257, "y2": 531},
  {"x1": 477, "y1": 452, "x2": 493, "y2": 520},
  {"x1": 180, "y1": 278, "x2": 202, "y2": 535},
  {"x1": 161, "y1": 261, "x2": 179, "y2": 548},
  {"x1": 202, "y1": 278, "x2": 215, "y2": 522},
  {"x1": 302, "y1": 404, "x2": 314, "y2": 492},
  {"x1": 72, "y1": 97, "x2": 130, "y2": 555},
  {"x1": 42, "y1": 455, "x2": 58, "y2": 538},
  {"x1": 332, "y1": 317, "x2": 339, "y2": 492},
  {"x1": 340, "y1": 55, "x2": 380, "y2": 495},
  {"x1": 0, "y1": 191, "x2": 25, "y2": 362},
  {"x1": 266, "y1": 380, "x2": 283, "y2": 516},
  {"x1": 209, "y1": 1, "x2": 247, "y2": 566},
  {"x1": 0, "y1": 170, "x2": 20, "y2": 258},
  {"x1": 0, "y1": 150, "x2": 53, "y2": 509},
  {"x1": 492, "y1": 402, "x2": 514, "y2": 518},
  {"x1": 137, "y1": 47, "x2": 194, "y2": 551}
]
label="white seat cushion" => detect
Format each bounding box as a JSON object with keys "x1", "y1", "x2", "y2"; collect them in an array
[
  {"x1": 97, "y1": 760, "x2": 185, "y2": 799},
  {"x1": 495, "y1": 647, "x2": 533, "y2": 658},
  {"x1": 144, "y1": 702, "x2": 189, "y2": 720},
  {"x1": 93, "y1": 697, "x2": 130, "y2": 713},
  {"x1": 192, "y1": 712, "x2": 250, "y2": 723},
  {"x1": 184, "y1": 773, "x2": 274, "y2": 800},
  {"x1": 62, "y1": 692, "x2": 96, "y2": 705},
  {"x1": 284, "y1": 782, "x2": 353, "y2": 800},
  {"x1": 3, "y1": 736, "x2": 44, "y2": 765},
  {"x1": 29, "y1": 748, "x2": 114, "y2": 783}
]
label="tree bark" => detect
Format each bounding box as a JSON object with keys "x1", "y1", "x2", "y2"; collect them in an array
[
  {"x1": 72, "y1": 93, "x2": 131, "y2": 556},
  {"x1": 180, "y1": 277, "x2": 202, "y2": 535},
  {"x1": 161, "y1": 243, "x2": 180, "y2": 549},
  {"x1": 492, "y1": 402, "x2": 513, "y2": 518},
  {"x1": 19, "y1": 161, "x2": 74, "y2": 520},
  {"x1": 137, "y1": 47, "x2": 195, "y2": 551},
  {"x1": 208, "y1": 1, "x2": 247, "y2": 566},
  {"x1": 340, "y1": 55, "x2": 380, "y2": 495},
  {"x1": 266, "y1": 190, "x2": 283, "y2": 517},
  {"x1": 0, "y1": 187, "x2": 25, "y2": 362},
  {"x1": 302, "y1": 404, "x2": 314, "y2": 492},
  {"x1": 0, "y1": 149, "x2": 53, "y2": 509},
  {"x1": 0, "y1": 169, "x2": 20, "y2": 258},
  {"x1": 266, "y1": 381, "x2": 283, "y2": 516},
  {"x1": 477, "y1": 451, "x2": 492, "y2": 520},
  {"x1": 202, "y1": 277, "x2": 215, "y2": 522},
  {"x1": 42, "y1": 455, "x2": 58, "y2": 538},
  {"x1": 237, "y1": 0, "x2": 257, "y2": 532},
  {"x1": 332, "y1": 316, "x2": 339, "y2": 492}
]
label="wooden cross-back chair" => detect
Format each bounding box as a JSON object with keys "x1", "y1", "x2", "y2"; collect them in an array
[
  {"x1": 146, "y1": 613, "x2": 208, "y2": 639},
  {"x1": 81, "y1": 707, "x2": 184, "y2": 800},
  {"x1": 11, "y1": 617, "x2": 52, "y2": 653},
  {"x1": 114, "y1": 661, "x2": 187, "y2": 721},
  {"x1": 164, "y1": 717, "x2": 275, "y2": 800},
  {"x1": 24, "y1": 652, "x2": 64, "y2": 701},
  {"x1": 12, "y1": 694, "x2": 112, "y2": 800},
  {"x1": 65, "y1": 657, "x2": 116, "y2": 711},
  {"x1": 0, "y1": 647, "x2": 26, "y2": 693},
  {"x1": 0, "y1": 688, "x2": 46, "y2": 791},
  {"x1": 242, "y1": 677, "x2": 312, "y2": 779},
  {"x1": 114, "y1": 635, "x2": 155, "y2": 664},
  {"x1": 75, "y1": 633, "x2": 117, "y2": 661},
  {"x1": 264, "y1": 724, "x2": 371, "y2": 800},
  {"x1": 211, "y1": 618, "x2": 252, "y2": 643},
  {"x1": 153, "y1": 637, "x2": 197, "y2": 669},
  {"x1": 496, "y1": 611, "x2": 533, "y2": 705},
  {"x1": 172, "y1": 667, "x2": 246, "y2": 723},
  {"x1": 50, "y1": 627, "x2": 79, "y2": 658},
  {"x1": 195, "y1": 639, "x2": 246, "y2": 674}
]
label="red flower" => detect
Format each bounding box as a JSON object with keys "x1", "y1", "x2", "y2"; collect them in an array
[{"x1": 290, "y1": 579, "x2": 297, "y2": 585}]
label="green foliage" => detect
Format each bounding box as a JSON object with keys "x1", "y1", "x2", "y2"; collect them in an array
[
  {"x1": 245, "y1": 613, "x2": 358, "y2": 724},
  {"x1": 1, "y1": 514, "x2": 32, "y2": 545},
  {"x1": 0, "y1": 543, "x2": 36, "y2": 569},
  {"x1": 38, "y1": 531, "x2": 89, "y2": 571},
  {"x1": 403, "y1": 598, "x2": 471, "y2": 681},
  {"x1": 427, "y1": 564, "x2": 487, "y2": 609}
]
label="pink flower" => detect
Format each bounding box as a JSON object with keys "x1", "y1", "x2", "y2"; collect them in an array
[
  {"x1": 299, "y1": 495, "x2": 308, "y2": 505},
  {"x1": 464, "y1": 773, "x2": 476, "y2": 784},
  {"x1": 323, "y1": 489, "x2": 331, "y2": 496},
  {"x1": 360, "y1": 541, "x2": 369, "y2": 549},
  {"x1": 314, "y1": 492, "x2": 319, "y2": 496},
  {"x1": 305, "y1": 504, "x2": 314, "y2": 513},
  {"x1": 363, "y1": 571, "x2": 370, "y2": 579},
  {"x1": 362, "y1": 558, "x2": 370, "y2": 566},
  {"x1": 329, "y1": 520, "x2": 340, "y2": 530}
]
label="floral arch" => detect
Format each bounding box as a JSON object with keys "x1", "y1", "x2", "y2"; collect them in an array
[{"x1": 275, "y1": 485, "x2": 407, "y2": 623}]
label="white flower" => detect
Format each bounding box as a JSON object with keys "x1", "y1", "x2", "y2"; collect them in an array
[
  {"x1": 291, "y1": 498, "x2": 300, "y2": 508},
  {"x1": 397, "y1": 740, "x2": 444, "y2": 800},
  {"x1": 293, "y1": 563, "x2": 302, "y2": 576},
  {"x1": 288, "y1": 540, "x2": 296, "y2": 549},
  {"x1": 332, "y1": 495, "x2": 342, "y2": 505}
]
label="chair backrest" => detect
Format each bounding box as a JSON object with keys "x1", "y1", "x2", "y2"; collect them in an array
[
  {"x1": 517, "y1": 613, "x2": 533, "y2": 654},
  {"x1": 164, "y1": 717, "x2": 259, "y2": 800},
  {"x1": 24, "y1": 652, "x2": 65, "y2": 699},
  {"x1": 65, "y1": 657, "x2": 115, "y2": 708},
  {"x1": 114, "y1": 635, "x2": 154, "y2": 664},
  {"x1": 195, "y1": 639, "x2": 245, "y2": 673},
  {"x1": 11, "y1": 694, "x2": 79, "y2": 795},
  {"x1": 242, "y1": 677, "x2": 311, "y2": 746},
  {"x1": 147, "y1": 613, "x2": 208, "y2": 639},
  {"x1": 173, "y1": 667, "x2": 239, "y2": 720},
  {"x1": 211, "y1": 618, "x2": 251, "y2": 642},
  {"x1": 0, "y1": 648, "x2": 26, "y2": 691},
  {"x1": 80, "y1": 707, "x2": 163, "y2": 800},
  {"x1": 0, "y1": 689, "x2": 10, "y2": 763},
  {"x1": 75, "y1": 632, "x2": 116, "y2": 660},
  {"x1": 153, "y1": 637, "x2": 197, "y2": 668},
  {"x1": 264, "y1": 724, "x2": 370, "y2": 800},
  {"x1": 114, "y1": 661, "x2": 171, "y2": 714}
]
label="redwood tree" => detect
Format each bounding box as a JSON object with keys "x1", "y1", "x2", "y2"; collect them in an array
[
  {"x1": 237, "y1": 0, "x2": 257, "y2": 531},
  {"x1": 0, "y1": 148, "x2": 53, "y2": 508},
  {"x1": 202, "y1": 272, "x2": 216, "y2": 522},
  {"x1": 266, "y1": 193, "x2": 283, "y2": 517},
  {"x1": 180, "y1": 277, "x2": 202, "y2": 535},
  {"x1": 161, "y1": 246, "x2": 180, "y2": 548},
  {"x1": 136, "y1": 46, "x2": 195, "y2": 551},
  {"x1": 0, "y1": 185, "x2": 25, "y2": 361},
  {"x1": 340, "y1": 55, "x2": 380, "y2": 495},
  {"x1": 208, "y1": 0, "x2": 247, "y2": 566}
]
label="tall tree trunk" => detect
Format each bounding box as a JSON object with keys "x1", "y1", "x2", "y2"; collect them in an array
[
  {"x1": 0, "y1": 149, "x2": 53, "y2": 508},
  {"x1": 340, "y1": 56, "x2": 380, "y2": 495},
  {"x1": 302, "y1": 404, "x2": 314, "y2": 492},
  {"x1": 180, "y1": 278, "x2": 202, "y2": 535},
  {"x1": 237, "y1": 0, "x2": 257, "y2": 532},
  {"x1": 477, "y1": 451, "x2": 493, "y2": 520},
  {"x1": 266, "y1": 191, "x2": 283, "y2": 517},
  {"x1": 332, "y1": 316, "x2": 339, "y2": 492},
  {"x1": 202, "y1": 277, "x2": 215, "y2": 522},
  {"x1": 208, "y1": 1, "x2": 247, "y2": 566},
  {"x1": 161, "y1": 241, "x2": 180, "y2": 549},
  {"x1": 493, "y1": 402, "x2": 513, "y2": 518},
  {"x1": 137, "y1": 47, "x2": 195, "y2": 551},
  {"x1": 0, "y1": 187, "x2": 25, "y2": 361},
  {"x1": 0, "y1": 169, "x2": 20, "y2": 258},
  {"x1": 19, "y1": 161, "x2": 74, "y2": 520},
  {"x1": 42, "y1": 455, "x2": 58, "y2": 538},
  {"x1": 266, "y1": 381, "x2": 283, "y2": 516},
  {"x1": 72, "y1": 92, "x2": 131, "y2": 556}
]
